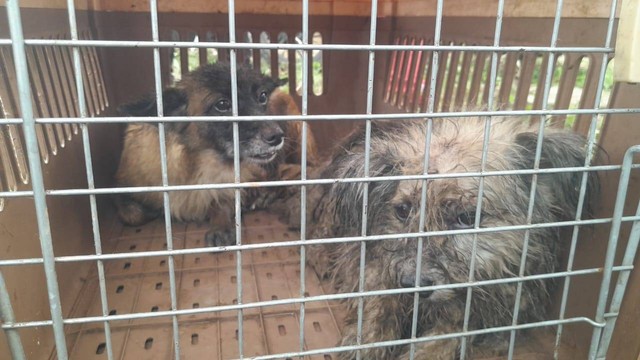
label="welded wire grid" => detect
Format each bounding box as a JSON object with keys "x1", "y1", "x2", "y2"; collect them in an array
[{"x1": 1, "y1": 0, "x2": 640, "y2": 359}]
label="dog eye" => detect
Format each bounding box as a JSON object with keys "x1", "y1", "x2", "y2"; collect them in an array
[
  {"x1": 454, "y1": 212, "x2": 476, "y2": 229},
  {"x1": 394, "y1": 203, "x2": 411, "y2": 221},
  {"x1": 257, "y1": 91, "x2": 268, "y2": 105},
  {"x1": 214, "y1": 99, "x2": 231, "y2": 112}
]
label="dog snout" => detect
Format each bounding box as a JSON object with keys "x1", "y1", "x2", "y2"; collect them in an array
[
  {"x1": 400, "y1": 273, "x2": 435, "y2": 298},
  {"x1": 261, "y1": 125, "x2": 284, "y2": 147},
  {"x1": 400, "y1": 273, "x2": 417, "y2": 288}
]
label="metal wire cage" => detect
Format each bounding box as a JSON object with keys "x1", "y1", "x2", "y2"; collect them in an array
[{"x1": 0, "y1": 0, "x2": 640, "y2": 359}]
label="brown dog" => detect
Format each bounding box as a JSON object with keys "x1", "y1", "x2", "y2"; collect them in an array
[
  {"x1": 115, "y1": 63, "x2": 290, "y2": 246},
  {"x1": 245, "y1": 89, "x2": 320, "y2": 211}
]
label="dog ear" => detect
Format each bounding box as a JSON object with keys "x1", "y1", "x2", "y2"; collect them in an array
[
  {"x1": 514, "y1": 130, "x2": 600, "y2": 220},
  {"x1": 261, "y1": 77, "x2": 289, "y2": 94},
  {"x1": 118, "y1": 88, "x2": 189, "y2": 133},
  {"x1": 326, "y1": 151, "x2": 400, "y2": 234}
]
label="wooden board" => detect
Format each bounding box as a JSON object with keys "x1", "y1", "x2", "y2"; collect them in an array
[{"x1": 3, "y1": 0, "x2": 622, "y2": 18}]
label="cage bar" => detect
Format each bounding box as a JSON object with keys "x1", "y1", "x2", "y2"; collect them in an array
[
  {"x1": 4, "y1": 1, "x2": 69, "y2": 359},
  {"x1": 64, "y1": 0, "x2": 114, "y2": 358},
  {"x1": 0, "y1": 0, "x2": 639, "y2": 359}
]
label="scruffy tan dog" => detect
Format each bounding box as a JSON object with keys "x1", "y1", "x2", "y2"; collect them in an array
[
  {"x1": 306, "y1": 118, "x2": 599, "y2": 359},
  {"x1": 115, "y1": 62, "x2": 315, "y2": 246}
]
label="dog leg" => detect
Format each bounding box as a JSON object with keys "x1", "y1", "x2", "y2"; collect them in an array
[
  {"x1": 114, "y1": 194, "x2": 161, "y2": 226},
  {"x1": 204, "y1": 201, "x2": 235, "y2": 247},
  {"x1": 306, "y1": 244, "x2": 332, "y2": 280},
  {"x1": 338, "y1": 295, "x2": 404, "y2": 360},
  {"x1": 396, "y1": 326, "x2": 461, "y2": 360}
]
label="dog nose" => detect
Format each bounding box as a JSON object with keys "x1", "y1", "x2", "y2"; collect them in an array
[
  {"x1": 400, "y1": 273, "x2": 417, "y2": 288},
  {"x1": 262, "y1": 127, "x2": 284, "y2": 146},
  {"x1": 400, "y1": 274, "x2": 434, "y2": 298}
]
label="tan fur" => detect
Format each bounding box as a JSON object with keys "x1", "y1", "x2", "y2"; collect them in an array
[
  {"x1": 116, "y1": 123, "x2": 265, "y2": 222},
  {"x1": 268, "y1": 89, "x2": 320, "y2": 166},
  {"x1": 115, "y1": 63, "x2": 292, "y2": 245}
]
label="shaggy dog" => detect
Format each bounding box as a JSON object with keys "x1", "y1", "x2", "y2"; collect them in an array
[
  {"x1": 115, "y1": 62, "x2": 314, "y2": 246},
  {"x1": 306, "y1": 118, "x2": 598, "y2": 359}
]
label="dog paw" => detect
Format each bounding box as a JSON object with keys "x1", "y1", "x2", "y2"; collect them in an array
[
  {"x1": 250, "y1": 190, "x2": 279, "y2": 210},
  {"x1": 204, "y1": 229, "x2": 235, "y2": 247},
  {"x1": 274, "y1": 195, "x2": 302, "y2": 229}
]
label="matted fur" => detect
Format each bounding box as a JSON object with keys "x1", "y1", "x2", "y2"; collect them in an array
[
  {"x1": 306, "y1": 118, "x2": 599, "y2": 359},
  {"x1": 115, "y1": 63, "x2": 314, "y2": 246}
]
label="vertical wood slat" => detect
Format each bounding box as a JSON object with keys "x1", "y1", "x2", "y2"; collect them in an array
[
  {"x1": 40, "y1": 45, "x2": 73, "y2": 140},
  {"x1": 513, "y1": 53, "x2": 537, "y2": 110},
  {"x1": 0, "y1": 48, "x2": 49, "y2": 169},
  {"x1": 81, "y1": 32, "x2": 105, "y2": 114},
  {"x1": 27, "y1": 46, "x2": 61, "y2": 156},
  {"x1": 498, "y1": 53, "x2": 518, "y2": 108},
  {"x1": 270, "y1": 32, "x2": 279, "y2": 79},
  {"x1": 390, "y1": 37, "x2": 409, "y2": 106},
  {"x1": 416, "y1": 50, "x2": 433, "y2": 113},
  {"x1": 467, "y1": 52, "x2": 487, "y2": 107},
  {"x1": 550, "y1": 54, "x2": 581, "y2": 127},
  {"x1": 433, "y1": 50, "x2": 450, "y2": 112},
  {"x1": 89, "y1": 42, "x2": 110, "y2": 110},
  {"x1": 481, "y1": 54, "x2": 492, "y2": 106},
  {"x1": 575, "y1": 55, "x2": 606, "y2": 136},
  {"x1": 441, "y1": 47, "x2": 461, "y2": 112},
  {"x1": 77, "y1": 45, "x2": 96, "y2": 117},
  {"x1": 199, "y1": 31, "x2": 208, "y2": 69},
  {"x1": 288, "y1": 34, "x2": 297, "y2": 96},
  {"x1": 398, "y1": 37, "x2": 416, "y2": 109},
  {"x1": 32, "y1": 47, "x2": 72, "y2": 144},
  {"x1": 406, "y1": 38, "x2": 426, "y2": 112},
  {"x1": 383, "y1": 36, "x2": 400, "y2": 103},
  {"x1": 453, "y1": 49, "x2": 473, "y2": 109}
]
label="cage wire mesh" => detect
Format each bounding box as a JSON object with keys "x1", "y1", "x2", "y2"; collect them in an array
[{"x1": 0, "y1": 0, "x2": 640, "y2": 359}]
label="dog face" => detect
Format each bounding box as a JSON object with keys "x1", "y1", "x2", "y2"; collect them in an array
[
  {"x1": 323, "y1": 119, "x2": 598, "y2": 306},
  {"x1": 119, "y1": 62, "x2": 287, "y2": 164}
]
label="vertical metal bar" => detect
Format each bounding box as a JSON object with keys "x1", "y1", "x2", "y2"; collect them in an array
[
  {"x1": 298, "y1": 0, "x2": 310, "y2": 357},
  {"x1": 64, "y1": 1, "x2": 114, "y2": 359},
  {"x1": 0, "y1": 271, "x2": 26, "y2": 360},
  {"x1": 148, "y1": 1, "x2": 181, "y2": 358},
  {"x1": 586, "y1": 5, "x2": 626, "y2": 357},
  {"x1": 226, "y1": 0, "x2": 244, "y2": 358},
  {"x1": 459, "y1": 1, "x2": 505, "y2": 358},
  {"x1": 5, "y1": 1, "x2": 69, "y2": 359},
  {"x1": 555, "y1": 1, "x2": 618, "y2": 358},
  {"x1": 353, "y1": 1, "x2": 378, "y2": 359},
  {"x1": 508, "y1": 1, "x2": 564, "y2": 358},
  {"x1": 595, "y1": 146, "x2": 640, "y2": 357},
  {"x1": 408, "y1": 1, "x2": 442, "y2": 359}
]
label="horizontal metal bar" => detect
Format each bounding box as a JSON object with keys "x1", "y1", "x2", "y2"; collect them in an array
[
  {"x1": 0, "y1": 107, "x2": 636, "y2": 126},
  {"x1": 18, "y1": 164, "x2": 640, "y2": 197},
  {"x1": 0, "y1": 38, "x2": 615, "y2": 54},
  {"x1": 0, "y1": 215, "x2": 638, "y2": 267},
  {"x1": 0, "y1": 119, "x2": 23, "y2": 125},
  {"x1": 1, "y1": 163, "x2": 637, "y2": 200},
  {"x1": 0, "y1": 190, "x2": 34, "y2": 198},
  {"x1": 244, "y1": 317, "x2": 604, "y2": 360},
  {"x1": 1, "y1": 265, "x2": 629, "y2": 330}
]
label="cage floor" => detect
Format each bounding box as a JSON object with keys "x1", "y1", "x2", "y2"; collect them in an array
[{"x1": 62, "y1": 211, "x2": 572, "y2": 360}]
